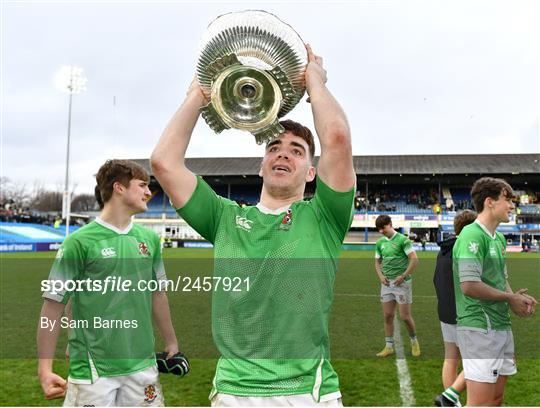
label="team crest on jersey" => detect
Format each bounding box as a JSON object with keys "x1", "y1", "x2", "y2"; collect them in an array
[
  {"x1": 235, "y1": 216, "x2": 253, "y2": 231},
  {"x1": 468, "y1": 241, "x2": 479, "y2": 254},
  {"x1": 144, "y1": 384, "x2": 157, "y2": 403},
  {"x1": 138, "y1": 242, "x2": 150, "y2": 257},
  {"x1": 279, "y1": 209, "x2": 293, "y2": 231}
]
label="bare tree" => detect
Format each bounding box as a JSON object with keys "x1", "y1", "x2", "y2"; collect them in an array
[
  {"x1": 72, "y1": 194, "x2": 98, "y2": 212},
  {"x1": 32, "y1": 191, "x2": 63, "y2": 212},
  {"x1": 0, "y1": 177, "x2": 32, "y2": 207}
]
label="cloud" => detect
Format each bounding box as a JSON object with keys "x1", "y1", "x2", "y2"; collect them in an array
[{"x1": 3, "y1": 1, "x2": 538, "y2": 193}]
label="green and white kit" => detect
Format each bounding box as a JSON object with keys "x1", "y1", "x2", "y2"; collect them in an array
[
  {"x1": 177, "y1": 176, "x2": 354, "y2": 402},
  {"x1": 453, "y1": 220, "x2": 511, "y2": 331},
  {"x1": 375, "y1": 232, "x2": 415, "y2": 281},
  {"x1": 453, "y1": 220, "x2": 516, "y2": 383},
  {"x1": 43, "y1": 218, "x2": 166, "y2": 384},
  {"x1": 375, "y1": 232, "x2": 415, "y2": 304}
]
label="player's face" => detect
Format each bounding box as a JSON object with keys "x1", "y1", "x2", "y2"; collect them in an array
[
  {"x1": 259, "y1": 132, "x2": 315, "y2": 192},
  {"x1": 378, "y1": 224, "x2": 393, "y2": 238},
  {"x1": 124, "y1": 179, "x2": 151, "y2": 213},
  {"x1": 489, "y1": 191, "x2": 515, "y2": 223}
]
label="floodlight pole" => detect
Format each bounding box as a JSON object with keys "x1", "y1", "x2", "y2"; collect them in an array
[
  {"x1": 63, "y1": 90, "x2": 74, "y2": 237},
  {"x1": 57, "y1": 66, "x2": 86, "y2": 237}
]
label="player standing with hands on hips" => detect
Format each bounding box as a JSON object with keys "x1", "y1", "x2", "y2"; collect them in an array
[
  {"x1": 151, "y1": 44, "x2": 356, "y2": 406},
  {"x1": 374, "y1": 215, "x2": 421, "y2": 358}
]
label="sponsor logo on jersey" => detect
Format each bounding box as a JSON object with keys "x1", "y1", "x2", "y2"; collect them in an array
[
  {"x1": 101, "y1": 247, "x2": 117, "y2": 258},
  {"x1": 235, "y1": 216, "x2": 253, "y2": 231},
  {"x1": 489, "y1": 244, "x2": 497, "y2": 257},
  {"x1": 144, "y1": 384, "x2": 157, "y2": 403},
  {"x1": 139, "y1": 242, "x2": 150, "y2": 257},
  {"x1": 468, "y1": 241, "x2": 479, "y2": 254}
]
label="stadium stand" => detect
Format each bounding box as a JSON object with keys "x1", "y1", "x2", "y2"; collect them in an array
[
  {"x1": 520, "y1": 204, "x2": 540, "y2": 215},
  {"x1": 128, "y1": 154, "x2": 539, "y2": 249},
  {"x1": 129, "y1": 153, "x2": 540, "y2": 217},
  {"x1": 3, "y1": 154, "x2": 538, "y2": 251}
]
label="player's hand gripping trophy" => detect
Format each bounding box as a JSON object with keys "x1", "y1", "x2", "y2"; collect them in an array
[{"x1": 196, "y1": 10, "x2": 308, "y2": 144}]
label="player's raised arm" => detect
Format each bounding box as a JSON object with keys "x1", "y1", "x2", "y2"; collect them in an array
[
  {"x1": 37, "y1": 299, "x2": 67, "y2": 400},
  {"x1": 151, "y1": 78, "x2": 208, "y2": 209},
  {"x1": 306, "y1": 44, "x2": 355, "y2": 192}
]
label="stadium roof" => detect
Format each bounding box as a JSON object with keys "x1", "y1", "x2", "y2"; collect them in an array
[{"x1": 134, "y1": 154, "x2": 539, "y2": 176}]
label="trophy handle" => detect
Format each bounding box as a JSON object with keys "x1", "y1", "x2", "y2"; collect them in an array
[
  {"x1": 200, "y1": 102, "x2": 229, "y2": 134},
  {"x1": 252, "y1": 120, "x2": 285, "y2": 145},
  {"x1": 268, "y1": 66, "x2": 295, "y2": 100},
  {"x1": 207, "y1": 54, "x2": 242, "y2": 80}
]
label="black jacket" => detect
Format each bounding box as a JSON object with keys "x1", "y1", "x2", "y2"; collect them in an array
[{"x1": 433, "y1": 236, "x2": 457, "y2": 324}]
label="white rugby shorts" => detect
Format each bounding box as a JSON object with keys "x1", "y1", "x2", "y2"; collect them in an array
[{"x1": 63, "y1": 365, "x2": 163, "y2": 407}]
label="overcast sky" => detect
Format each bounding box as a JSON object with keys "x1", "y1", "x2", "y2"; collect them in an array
[{"x1": 3, "y1": 0, "x2": 539, "y2": 194}]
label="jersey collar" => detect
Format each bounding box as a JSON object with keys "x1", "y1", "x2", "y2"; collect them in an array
[
  {"x1": 384, "y1": 231, "x2": 398, "y2": 241},
  {"x1": 256, "y1": 203, "x2": 289, "y2": 215},
  {"x1": 95, "y1": 217, "x2": 133, "y2": 235},
  {"x1": 474, "y1": 219, "x2": 496, "y2": 240}
]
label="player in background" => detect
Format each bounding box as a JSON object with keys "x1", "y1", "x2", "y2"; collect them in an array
[
  {"x1": 37, "y1": 160, "x2": 180, "y2": 406},
  {"x1": 151, "y1": 44, "x2": 355, "y2": 406},
  {"x1": 374, "y1": 215, "x2": 420, "y2": 358},
  {"x1": 433, "y1": 209, "x2": 477, "y2": 407},
  {"x1": 453, "y1": 177, "x2": 537, "y2": 406}
]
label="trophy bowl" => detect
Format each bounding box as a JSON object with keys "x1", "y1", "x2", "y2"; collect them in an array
[{"x1": 196, "y1": 10, "x2": 308, "y2": 144}]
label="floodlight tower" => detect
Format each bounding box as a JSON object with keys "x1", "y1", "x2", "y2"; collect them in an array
[{"x1": 55, "y1": 66, "x2": 87, "y2": 237}]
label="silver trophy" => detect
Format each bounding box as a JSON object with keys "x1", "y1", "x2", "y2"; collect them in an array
[{"x1": 197, "y1": 10, "x2": 308, "y2": 144}]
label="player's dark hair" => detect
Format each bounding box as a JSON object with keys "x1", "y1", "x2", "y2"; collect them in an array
[
  {"x1": 454, "y1": 209, "x2": 477, "y2": 235},
  {"x1": 375, "y1": 214, "x2": 392, "y2": 230},
  {"x1": 94, "y1": 185, "x2": 104, "y2": 209},
  {"x1": 470, "y1": 177, "x2": 515, "y2": 213},
  {"x1": 276, "y1": 119, "x2": 316, "y2": 159},
  {"x1": 95, "y1": 160, "x2": 149, "y2": 204}
]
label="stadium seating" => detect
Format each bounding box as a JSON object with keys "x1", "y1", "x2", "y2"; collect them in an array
[
  {"x1": 142, "y1": 183, "x2": 536, "y2": 217},
  {"x1": 142, "y1": 190, "x2": 176, "y2": 218},
  {"x1": 519, "y1": 204, "x2": 540, "y2": 215}
]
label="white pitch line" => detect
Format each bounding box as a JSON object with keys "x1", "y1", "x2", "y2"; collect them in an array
[{"x1": 393, "y1": 315, "x2": 416, "y2": 407}]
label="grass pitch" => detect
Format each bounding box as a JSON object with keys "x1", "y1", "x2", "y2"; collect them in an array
[{"x1": 0, "y1": 249, "x2": 538, "y2": 406}]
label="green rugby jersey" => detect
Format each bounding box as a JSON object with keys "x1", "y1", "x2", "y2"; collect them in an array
[
  {"x1": 177, "y1": 176, "x2": 354, "y2": 401},
  {"x1": 452, "y1": 220, "x2": 511, "y2": 331},
  {"x1": 375, "y1": 232, "x2": 414, "y2": 281},
  {"x1": 43, "y1": 218, "x2": 166, "y2": 383}
]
